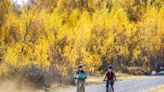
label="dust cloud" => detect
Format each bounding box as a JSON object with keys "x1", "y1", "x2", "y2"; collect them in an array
[{"x1": 0, "y1": 80, "x2": 40, "y2": 92}]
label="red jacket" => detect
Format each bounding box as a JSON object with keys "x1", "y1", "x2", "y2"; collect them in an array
[{"x1": 106, "y1": 72, "x2": 115, "y2": 80}]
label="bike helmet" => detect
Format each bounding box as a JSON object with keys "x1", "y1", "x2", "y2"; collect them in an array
[
  {"x1": 78, "y1": 64, "x2": 83, "y2": 68},
  {"x1": 108, "y1": 65, "x2": 113, "y2": 69}
]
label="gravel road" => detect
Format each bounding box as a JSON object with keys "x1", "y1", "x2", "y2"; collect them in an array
[{"x1": 60, "y1": 77, "x2": 164, "y2": 92}]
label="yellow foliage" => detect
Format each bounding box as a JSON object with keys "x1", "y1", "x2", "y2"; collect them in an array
[{"x1": 0, "y1": 0, "x2": 164, "y2": 77}]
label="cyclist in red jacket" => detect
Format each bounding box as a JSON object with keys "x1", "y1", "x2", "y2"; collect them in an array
[{"x1": 104, "y1": 66, "x2": 117, "y2": 92}]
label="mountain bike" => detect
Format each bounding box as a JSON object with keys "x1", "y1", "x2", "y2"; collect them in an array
[
  {"x1": 104, "y1": 80, "x2": 113, "y2": 92},
  {"x1": 76, "y1": 79, "x2": 85, "y2": 92}
]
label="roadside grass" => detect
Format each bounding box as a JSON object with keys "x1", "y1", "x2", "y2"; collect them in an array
[
  {"x1": 148, "y1": 85, "x2": 164, "y2": 92},
  {"x1": 86, "y1": 72, "x2": 159, "y2": 85}
]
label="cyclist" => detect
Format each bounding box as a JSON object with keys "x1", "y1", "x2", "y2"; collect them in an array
[
  {"x1": 104, "y1": 66, "x2": 116, "y2": 92},
  {"x1": 74, "y1": 64, "x2": 87, "y2": 92}
]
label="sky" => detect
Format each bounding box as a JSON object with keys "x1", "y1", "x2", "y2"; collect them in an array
[{"x1": 12, "y1": 0, "x2": 29, "y2": 5}]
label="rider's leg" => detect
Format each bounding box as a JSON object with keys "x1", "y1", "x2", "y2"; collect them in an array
[
  {"x1": 76, "y1": 80, "x2": 80, "y2": 92},
  {"x1": 77, "y1": 80, "x2": 85, "y2": 92},
  {"x1": 106, "y1": 81, "x2": 109, "y2": 92},
  {"x1": 111, "y1": 81, "x2": 114, "y2": 92},
  {"x1": 81, "y1": 80, "x2": 85, "y2": 92}
]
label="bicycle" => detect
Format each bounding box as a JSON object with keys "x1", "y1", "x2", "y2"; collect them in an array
[
  {"x1": 76, "y1": 79, "x2": 85, "y2": 92},
  {"x1": 104, "y1": 79, "x2": 113, "y2": 92}
]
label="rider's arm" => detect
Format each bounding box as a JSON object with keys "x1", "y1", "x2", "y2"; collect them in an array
[
  {"x1": 103, "y1": 72, "x2": 107, "y2": 80},
  {"x1": 84, "y1": 72, "x2": 87, "y2": 79},
  {"x1": 74, "y1": 72, "x2": 78, "y2": 79}
]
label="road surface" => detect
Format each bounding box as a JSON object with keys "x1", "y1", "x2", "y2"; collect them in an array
[{"x1": 59, "y1": 77, "x2": 164, "y2": 92}]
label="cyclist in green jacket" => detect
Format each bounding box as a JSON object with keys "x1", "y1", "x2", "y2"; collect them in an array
[{"x1": 74, "y1": 64, "x2": 87, "y2": 92}]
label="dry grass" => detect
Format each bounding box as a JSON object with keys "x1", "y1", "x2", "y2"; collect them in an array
[
  {"x1": 148, "y1": 85, "x2": 164, "y2": 92},
  {"x1": 115, "y1": 72, "x2": 158, "y2": 81},
  {"x1": 86, "y1": 72, "x2": 158, "y2": 84}
]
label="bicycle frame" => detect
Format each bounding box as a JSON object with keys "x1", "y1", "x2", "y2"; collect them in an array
[
  {"x1": 76, "y1": 80, "x2": 85, "y2": 92},
  {"x1": 104, "y1": 80, "x2": 113, "y2": 92}
]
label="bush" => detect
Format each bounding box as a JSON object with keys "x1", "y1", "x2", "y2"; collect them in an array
[{"x1": 26, "y1": 65, "x2": 54, "y2": 88}]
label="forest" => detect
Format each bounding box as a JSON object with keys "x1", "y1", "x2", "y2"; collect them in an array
[{"x1": 0, "y1": 0, "x2": 164, "y2": 87}]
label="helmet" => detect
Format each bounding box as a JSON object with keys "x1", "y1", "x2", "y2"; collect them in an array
[
  {"x1": 78, "y1": 64, "x2": 83, "y2": 68},
  {"x1": 108, "y1": 66, "x2": 113, "y2": 69}
]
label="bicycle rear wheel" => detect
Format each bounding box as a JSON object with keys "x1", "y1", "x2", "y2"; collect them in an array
[{"x1": 106, "y1": 80, "x2": 113, "y2": 92}]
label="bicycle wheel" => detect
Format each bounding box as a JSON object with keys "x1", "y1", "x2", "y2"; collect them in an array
[
  {"x1": 108, "y1": 85, "x2": 112, "y2": 92},
  {"x1": 76, "y1": 82, "x2": 81, "y2": 92},
  {"x1": 106, "y1": 80, "x2": 113, "y2": 92},
  {"x1": 77, "y1": 80, "x2": 85, "y2": 92},
  {"x1": 80, "y1": 81, "x2": 85, "y2": 92}
]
